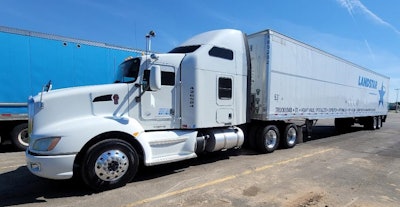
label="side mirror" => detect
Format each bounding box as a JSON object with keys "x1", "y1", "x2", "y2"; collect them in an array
[{"x1": 149, "y1": 65, "x2": 161, "y2": 91}]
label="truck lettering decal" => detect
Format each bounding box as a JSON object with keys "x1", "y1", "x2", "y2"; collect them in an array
[
  {"x1": 358, "y1": 76, "x2": 386, "y2": 107},
  {"x1": 158, "y1": 108, "x2": 170, "y2": 116},
  {"x1": 93, "y1": 94, "x2": 112, "y2": 102},
  {"x1": 358, "y1": 76, "x2": 377, "y2": 89},
  {"x1": 189, "y1": 87, "x2": 195, "y2": 108},
  {"x1": 275, "y1": 107, "x2": 377, "y2": 115}
]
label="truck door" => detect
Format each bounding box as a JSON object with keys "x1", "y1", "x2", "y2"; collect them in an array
[
  {"x1": 216, "y1": 75, "x2": 234, "y2": 125},
  {"x1": 139, "y1": 65, "x2": 178, "y2": 129}
]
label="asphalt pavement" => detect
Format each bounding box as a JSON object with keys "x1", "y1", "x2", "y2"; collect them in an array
[{"x1": 1, "y1": 112, "x2": 399, "y2": 207}]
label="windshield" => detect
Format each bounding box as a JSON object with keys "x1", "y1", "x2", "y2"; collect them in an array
[
  {"x1": 169, "y1": 45, "x2": 201, "y2": 53},
  {"x1": 115, "y1": 58, "x2": 140, "y2": 83}
]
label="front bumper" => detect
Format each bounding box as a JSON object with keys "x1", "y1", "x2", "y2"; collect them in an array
[{"x1": 26, "y1": 150, "x2": 76, "y2": 180}]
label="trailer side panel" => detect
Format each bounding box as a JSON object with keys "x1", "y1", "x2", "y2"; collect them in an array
[{"x1": 248, "y1": 30, "x2": 389, "y2": 121}]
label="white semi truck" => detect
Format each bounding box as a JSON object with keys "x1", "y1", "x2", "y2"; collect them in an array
[{"x1": 26, "y1": 29, "x2": 389, "y2": 190}]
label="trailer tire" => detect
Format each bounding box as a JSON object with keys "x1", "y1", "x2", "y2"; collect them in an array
[
  {"x1": 373, "y1": 116, "x2": 378, "y2": 130},
  {"x1": 365, "y1": 116, "x2": 377, "y2": 130},
  {"x1": 280, "y1": 123, "x2": 297, "y2": 149},
  {"x1": 377, "y1": 116, "x2": 382, "y2": 129},
  {"x1": 10, "y1": 123, "x2": 29, "y2": 151},
  {"x1": 80, "y1": 139, "x2": 139, "y2": 191},
  {"x1": 256, "y1": 125, "x2": 280, "y2": 153}
]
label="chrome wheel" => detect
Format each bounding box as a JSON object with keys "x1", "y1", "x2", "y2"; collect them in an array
[
  {"x1": 81, "y1": 138, "x2": 139, "y2": 191},
  {"x1": 95, "y1": 150, "x2": 129, "y2": 181},
  {"x1": 286, "y1": 126, "x2": 297, "y2": 146},
  {"x1": 265, "y1": 129, "x2": 278, "y2": 150},
  {"x1": 257, "y1": 125, "x2": 280, "y2": 153},
  {"x1": 280, "y1": 123, "x2": 298, "y2": 149},
  {"x1": 11, "y1": 123, "x2": 29, "y2": 151},
  {"x1": 18, "y1": 128, "x2": 29, "y2": 147}
]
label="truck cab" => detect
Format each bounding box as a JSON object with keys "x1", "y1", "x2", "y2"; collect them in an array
[{"x1": 26, "y1": 29, "x2": 248, "y2": 190}]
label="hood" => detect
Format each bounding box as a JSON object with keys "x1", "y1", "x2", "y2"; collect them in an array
[{"x1": 31, "y1": 83, "x2": 131, "y2": 133}]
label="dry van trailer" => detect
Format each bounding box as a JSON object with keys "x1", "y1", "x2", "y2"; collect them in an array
[{"x1": 247, "y1": 30, "x2": 389, "y2": 138}]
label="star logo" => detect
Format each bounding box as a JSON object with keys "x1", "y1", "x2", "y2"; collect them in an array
[{"x1": 378, "y1": 83, "x2": 385, "y2": 106}]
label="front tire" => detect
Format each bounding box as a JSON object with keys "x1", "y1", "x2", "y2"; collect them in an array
[{"x1": 80, "y1": 139, "x2": 139, "y2": 191}]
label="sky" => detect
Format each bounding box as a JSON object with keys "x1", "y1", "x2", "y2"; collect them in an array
[{"x1": 1, "y1": 0, "x2": 400, "y2": 102}]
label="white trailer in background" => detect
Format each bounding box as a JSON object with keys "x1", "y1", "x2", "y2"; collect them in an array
[{"x1": 26, "y1": 29, "x2": 389, "y2": 190}]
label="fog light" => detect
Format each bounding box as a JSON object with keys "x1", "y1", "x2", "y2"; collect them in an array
[{"x1": 30, "y1": 162, "x2": 41, "y2": 172}]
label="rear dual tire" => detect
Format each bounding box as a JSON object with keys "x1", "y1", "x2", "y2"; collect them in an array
[
  {"x1": 280, "y1": 123, "x2": 298, "y2": 149},
  {"x1": 377, "y1": 116, "x2": 382, "y2": 129},
  {"x1": 254, "y1": 123, "x2": 298, "y2": 153},
  {"x1": 256, "y1": 125, "x2": 280, "y2": 153},
  {"x1": 365, "y1": 116, "x2": 381, "y2": 130}
]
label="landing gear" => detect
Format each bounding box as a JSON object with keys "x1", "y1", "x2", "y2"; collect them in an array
[{"x1": 304, "y1": 119, "x2": 314, "y2": 141}]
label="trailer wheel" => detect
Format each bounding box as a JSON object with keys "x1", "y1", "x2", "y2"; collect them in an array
[
  {"x1": 280, "y1": 123, "x2": 297, "y2": 149},
  {"x1": 367, "y1": 116, "x2": 377, "y2": 130},
  {"x1": 377, "y1": 116, "x2": 382, "y2": 129},
  {"x1": 256, "y1": 125, "x2": 280, "y2": 153},
  {"x1": 10, "y1": 123, "x2": 29, "y2": 151},
  {"x1": 80, "y1": 139, "x2": 139, "y2": 191}
]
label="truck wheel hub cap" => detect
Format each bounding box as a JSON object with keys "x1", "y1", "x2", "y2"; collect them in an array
[
  {"x1": 287, "y1": 128, "x2": 297, "y2": 145},
  {"x1": 265, "y1": 130, "x2": 277, "y2": 149},
  {"x1": 95, "y1": 150, "x2": 129, "y2": 181},
  {"x1": 19, "y1": 129, "x2": 30, "y2": 146}
]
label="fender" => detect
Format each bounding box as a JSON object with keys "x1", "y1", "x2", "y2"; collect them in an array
[
  {"x1": 30, "y1": 115, "x2": 145, "y2": 155},
  {"x1": 136, "y1": 130, "x2": 198, "y2": 166},
  {"x1": 30, "y1": 114, "x2": 199, "y2": 167}
]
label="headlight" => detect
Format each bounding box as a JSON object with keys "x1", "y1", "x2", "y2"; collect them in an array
[{"x1": 32, "y1": 137, "x2": 61, "y2": 151}]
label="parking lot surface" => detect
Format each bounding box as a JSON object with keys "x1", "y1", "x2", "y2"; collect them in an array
[{"x1": 1, "y1": 112, "x2": 399, "y2": 207}]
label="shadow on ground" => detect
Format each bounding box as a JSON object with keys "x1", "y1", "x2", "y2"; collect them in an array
[{"x1": 0, "y1": 124, "x2": 364, "y2": 206}]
